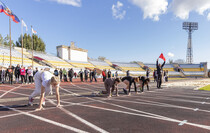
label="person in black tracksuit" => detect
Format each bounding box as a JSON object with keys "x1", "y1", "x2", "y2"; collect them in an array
[
  {"x1": 89, "y1": 70, "x2": 92, "y2": 82},
  {"x1": 14, "y1": 64, "x2": 21, "y2": 83},
  {"x1": 79, "y1": 69, "x2": 84, "y2": 82},
  {"x1": 107, "y1": 69, "x2": 111, "y2": 78},
  {"x1": 121, "y1": 76, "x2": 139, "y2": 95},
  {"x1": 84, "y1": 68, "x2": 89, "y2": 82},
  {"x1": 92, "y1": 69, "x2": 97, "y2": 82},
  {"x1": 59, "y1": 69, "x2": 63, "y2": 82},
  {"x1": 156, "y1": 59, "x2": 165, "y2": 89},
  {"x1": 68, "y1": 68, "x2": 74, "y2": 82}
]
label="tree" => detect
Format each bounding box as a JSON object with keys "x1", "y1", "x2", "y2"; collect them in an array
[
  {"x1": 174, "y1": 59, "x2": 185, "y2": 64},
  {"x1": 0, "y1": 34, "x2": 3, "y2": 45},
  {"x1": 3, "y1": 35, "x2": 15, "y2": 47},
  {"x1": 16, "y1": 34, "x2": 46, "y2": 52},
  {"x1": 168, "y1": 59, "x2": 173, "y2": 64},
  {"x1": 98, "y1": 56, "x2": 106, "y2": 61}
]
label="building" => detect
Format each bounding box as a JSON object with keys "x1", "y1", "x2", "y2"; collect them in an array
[{"x1": 56, "y1": 42, "x2": 88, "y2": 62}]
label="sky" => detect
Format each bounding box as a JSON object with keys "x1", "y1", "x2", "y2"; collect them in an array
[{"x1": 0, "y1": 0, "x2": 210, "y2": 65}]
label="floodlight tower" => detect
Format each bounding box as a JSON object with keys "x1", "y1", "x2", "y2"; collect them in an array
[{"x1": 182, "y1": 22, "x2": 198, "y2": 64}]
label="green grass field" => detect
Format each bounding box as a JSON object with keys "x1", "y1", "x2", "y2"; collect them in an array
[{"x1": 199, "y1": 85, "x2": 210, "y2": 91}]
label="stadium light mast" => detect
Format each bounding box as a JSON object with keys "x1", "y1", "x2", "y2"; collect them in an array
[{"x1": 182, "y1": 22, "x2": 198, "y2": 64}]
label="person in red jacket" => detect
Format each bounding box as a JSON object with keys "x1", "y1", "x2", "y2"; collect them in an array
[
  {"x1": 102, "y1": 69, "x2": 106, "y2": 82},
  {"x1": 20, "y1": 66, "x2": 26, "y2": 84}
]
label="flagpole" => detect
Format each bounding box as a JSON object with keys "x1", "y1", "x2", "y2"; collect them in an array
[
  {"x1": 31, "y1": 25, "x2": 34, "y2": 69},
  {"x1": 9, "y1": 17, "x2": 12, "y2": 66},
  {"x1": 21, "y1": 18, "x2": 23, "y2": 66}
]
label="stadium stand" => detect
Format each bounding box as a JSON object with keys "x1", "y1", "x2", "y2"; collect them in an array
[
  {"x1": 179, "y1": 64, "x2": 205, "y2": 77},
  {"x1": 67, "y1": 60, "x2": 95, "y2": 69},
  {"x1": 112, "y1": 62, "x2": 145, "y2": 75},
  {"x1": 28, "y1": 50, "x2": 73, "y2": 69},
  {"x1": 0, "y1": 46, "x2": 41, "y2": 67},
  {"x1": 88, "y1": 59, "x2": 114, "y2": 70}
]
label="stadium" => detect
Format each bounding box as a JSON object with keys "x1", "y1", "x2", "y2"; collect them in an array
[
  {"x1": 0, "y1": 43, "x2": 208, "y2": 78},
  {"x1": 0, "y1": 0, "x2": 210, "y2": 133}
]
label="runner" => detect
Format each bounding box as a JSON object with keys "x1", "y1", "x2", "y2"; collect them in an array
[
  {"x1": 121, "y1": 76, "x2": 139, "y2": 95},
  {"x1": 138, "y1": 76, "x2": 150, "y2": 92},
  {"x1": 28, "y1": 69, "x2": 60, "y2": 111},
  {"x1": 102, "y1": 78, "x2": 121, "y2": 98}
]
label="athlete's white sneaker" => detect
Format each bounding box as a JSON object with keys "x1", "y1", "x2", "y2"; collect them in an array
[{"x1": 42, "y1": 98, "x2": 46, "y2": 106}]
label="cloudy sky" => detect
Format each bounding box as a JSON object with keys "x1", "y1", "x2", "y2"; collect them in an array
[{"x1": 0, "y1": 0, "x2": 210, "y2": 65}]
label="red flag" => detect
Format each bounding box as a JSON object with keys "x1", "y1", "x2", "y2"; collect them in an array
[{"x1": 159, "y1": 53, "x2": 166, "y2": 61}]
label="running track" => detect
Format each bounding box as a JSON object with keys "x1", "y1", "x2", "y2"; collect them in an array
[{"x1": 0, "y1": 80, "x2": 210, "y2": 133}]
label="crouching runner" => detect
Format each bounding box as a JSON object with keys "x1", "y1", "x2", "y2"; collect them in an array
[
  {"x1": 138, "y1": 76, "x2": 150, "y2": 92},
  {"x1": 28, "y1": 69, "x2": 60, "y2": 111},
  {"x1": 102, "y1": 78, "x2": 121, "y2": 98},
  {"x1": 121, "y1": 76, "x2": 139, "y2": 95}
]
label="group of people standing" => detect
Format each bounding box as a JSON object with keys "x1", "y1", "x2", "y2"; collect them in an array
[
  {"x1": 102, "y1": 69, "x2": 118, "y2": 82},
  {"x1": 53, "y1": 68, "x2": 98, "y2": 83},
  {"x1": 0, "y1": 64, "x2": 38, "y2": 85},
  {"x1": 78, "y1": 68, "x2": 97, "y2": 82}
]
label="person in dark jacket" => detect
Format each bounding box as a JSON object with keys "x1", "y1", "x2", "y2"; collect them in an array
[
  {"x1": 107, "y1": 69, "x2": 111, "y2": 78},
  {"x1": 121, "y1": 76, "x2": 139, "y2": 95},
  {"x1": 1, "y1": 67, "x2": 6, "y2": 84},
  {"x1": 54, "y1": 68, "x2": 59, "y2": 77},
  {"x1": 156, "y1": 58, "x2": 165, "y2": 88},
  {"x1": 68, "y1": 68, "x2": 74, "y2": 82},
  {"x1": 84, "y1": 68, "x2": 89, "y2": 82},
  {"x1": 0, "y1": 67, "x2": 2, "y2": 83},
  {"x1": 79, "y1": 69, "x2": 83, "y2": 82},
  {"x1": 126, "y1": 70, "x2": 130, "y2": 76},
  {"x1": 59, "y1": 68, "x2": 63, "y2": 82},
  {"x1": 14, "y1": 64, "x2": 21, "y2": 83},
  {"x1": 92, "y1": 68, "x2": 97, "y2": 82},
  {"x1": 146, "y1": 69, "x2": 150, "y2": 78},
  {"x1": 89, "y1": 70, "x2": 92, "y2": 82}
]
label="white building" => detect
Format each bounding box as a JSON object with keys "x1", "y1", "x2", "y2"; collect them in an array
[{"x1": 56, "y1": 42, "x2": 88, "y2": 62}]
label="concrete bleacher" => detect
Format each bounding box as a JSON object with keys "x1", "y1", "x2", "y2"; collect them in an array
[
  {"x1": 0, "y1": 46, "x2": 41, "y2": 67},
  {"x1": 88, "y1": 59, "x2": 114, "y2": 70},
  {"x1": 179, "y1": 64, "x2": 205, "y2": 77},
  {"x1": 68, "y1": 60, "x2": 95, "y2": 69},
  {"x1": 28, "y1": 50, "x2": 73, "y2": 68},
  {"x1": 112, "y1": 62, "x2": 145, "y2": 75}
]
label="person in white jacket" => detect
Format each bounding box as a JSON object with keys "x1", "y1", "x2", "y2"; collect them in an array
[{"x1": 28, "y1": 69, "x2": 60, "y2": 111}]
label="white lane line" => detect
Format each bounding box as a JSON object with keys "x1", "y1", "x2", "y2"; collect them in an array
[
  {"x1": 179, "y1": 120, "x2": 188, "y2": 126},
  {"x1": 60, "y1": 86, "x2": 79, "y2": 96},
  {"x1": 193, "y1": 108, "x2": 199, "y2": 111},
  {"x1": 142, "y1": 93, "x2": 209, "y2": 100},
  {"x1": 0, "y1": 85, "x2": 22, "y2": 99},
  {"x1": 0, "y1": 89, "x2": 29, "y2": 97},
  {"x1": 82, "y1": 83, "x2": 104, "y2": 89},
  {"x1": 0, "y1": 100, "x2": 94, "y2": 119},
  {"x1": 78, "y1": 104, "x2": 210, "y2": 130},
  {"x1": 48, "y1": 99, "x2": 109, "y2": 133},
  {"x1": 202, "y1": 102, "x2": 206, "y2": 104},
  {"x1": 71, "y1": 84, "x2": 210, "y2": 131},
  {"x1": 111, "y1": 98, "x2": 210, "y2": 113},
  {"x1": 71, "y1": 83, "x2": 93, "y2": 91},
  {"x1": 129, "y1": 95, "x2": 210, "y2": 105},
  {"x1": 0, "y1": 104, "x2": 88, "y2": 133}
]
